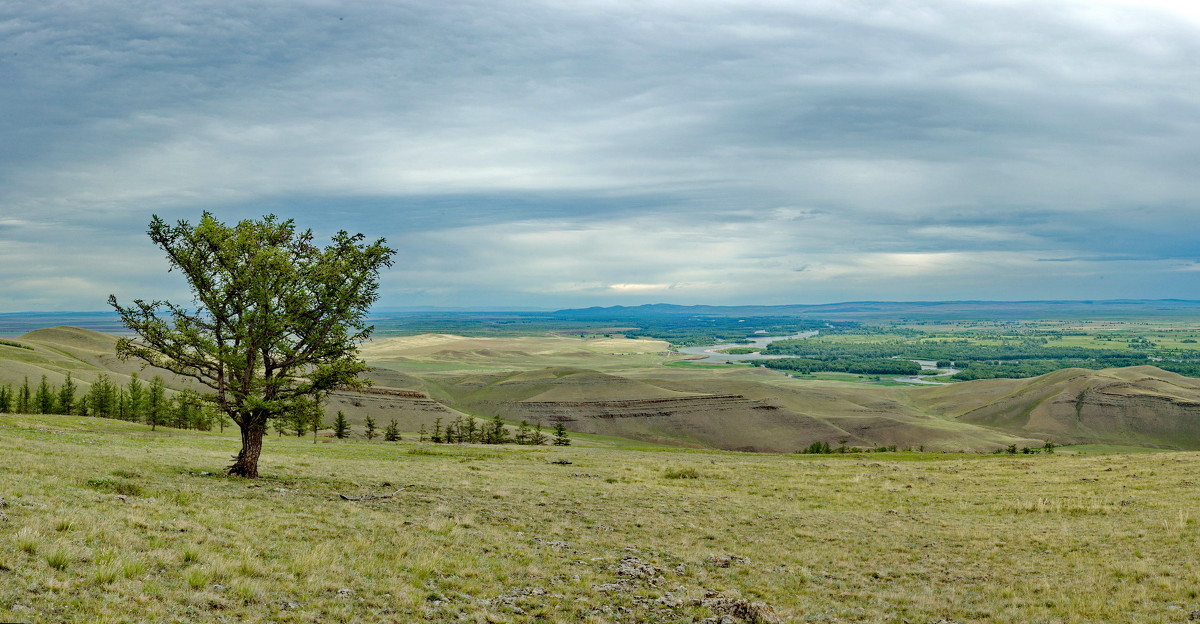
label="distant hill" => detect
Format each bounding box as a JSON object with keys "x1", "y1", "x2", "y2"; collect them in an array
[
  {"x1": 0, "y1": 326, "x2": 199, "y2": 392},
  {"x1": 908, "y1": 366, "x2": 1200, "y2": 449},
  {"x1": 429, "y1": 366, "x2": 1042, "y2": 452},
  {"x1": 432, "y1": 361, "x2": 1200, "y2": 452},
  {"x1": 553, "y1": 300, "x2": 1200, "y2": 320}
]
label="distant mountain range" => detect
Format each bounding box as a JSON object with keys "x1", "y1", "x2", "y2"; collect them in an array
[
  {"x1": 553, "y1": 300, "x2": 1200, "y2": 320},
  {"x1": 7, "y1": 300, "x2": 1200, "y2": 337}
]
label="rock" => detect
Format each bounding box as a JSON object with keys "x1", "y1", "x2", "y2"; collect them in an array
[
  {"x1": 709, "y1": 554, "x2": 751, "y2": 568},
  {"x1": 615, "y1": 556, "x2": 661, "y2": 580},
  {"x1": 695, "y1": 596, "x2": 782, "y2": 624},
  {"x1": 549, "y1": 459, "x2": 573, "y2": 465},
  {"x1": 337, "y1": 588, "x2": 354, "y2": 598}
]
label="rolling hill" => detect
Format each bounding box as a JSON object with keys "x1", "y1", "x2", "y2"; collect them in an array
[
  {"x1": 427, "y1": 366, "x2": 1043, "y2": 452},
  {"x1": 9, "y1": 328, "x2": 1200, "y2": 451},
  {"x1": 908, "y1": 365, "x2": 1200, "y2": 448}
]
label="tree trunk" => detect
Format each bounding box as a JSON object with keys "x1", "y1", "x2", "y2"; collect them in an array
[{"x1": 228, "y1": 422, "x2": 266, "y2": 478}]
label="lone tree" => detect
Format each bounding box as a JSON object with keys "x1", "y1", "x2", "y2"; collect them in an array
[{"x1": 110, "y1": 213, "x2": 394, "y2": 478}]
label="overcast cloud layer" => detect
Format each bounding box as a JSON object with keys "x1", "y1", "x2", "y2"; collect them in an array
[{"x1": 3, "y1": 0, "x2": 1200, "y2": 311}]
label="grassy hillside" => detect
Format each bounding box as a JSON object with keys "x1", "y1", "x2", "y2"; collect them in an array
[
  {"x1": 360, "y1": 334, "x2": 672, "y2": 372},
  {"x1": 0, "y1": 327, "x2": 200, "y2": 392},
  {"x1": 908, "y1": 366, "x2": 1200, "y2": 448},
  {"x1": 427, "y1": 366, "x2": 1043, "y2": 453},
  {"x1": 11, "y1": 328, "x2": 1200, "y2": 453},
  {"x1": 3, "y1": 413, "x2": 1200, "y2": 622}
]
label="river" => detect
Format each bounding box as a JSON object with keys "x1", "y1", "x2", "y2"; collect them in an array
[
  {"x1": 677, "y1": 335, "x2": 961, "y2": 384},
  {"x1": 675, "y1": 330, "x2": 819, "y2": 363},
  {"x1": 892, "y1": 359, "x2": 961, "y2": 385}
]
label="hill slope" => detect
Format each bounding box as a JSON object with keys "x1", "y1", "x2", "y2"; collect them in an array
[
  {"x1": 431, "y1": 367, "x2": 1041, "y2": 452},
  {"x1": 908, "y1": 366, "x2": 1200, "y2": 448}
]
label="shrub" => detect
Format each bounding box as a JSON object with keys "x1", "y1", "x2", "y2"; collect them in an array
[
  {"x1": 45, "y1": 547, "x2": 73, "y2": 570},
  {"x1": 85, "y1": 477, "x2": 143, "y2": 496},
  {"x1": 663, "y1": 467, "x2": 701, "y2": 479}
]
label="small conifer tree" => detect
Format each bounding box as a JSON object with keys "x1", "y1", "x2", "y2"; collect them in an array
[
  {"x1": 431, "y1": 416, "x2": 442, "y2": 443},
  {"x1": 35, "y1": 375, "x2": 56, "y2": 414},
  {"x1": 311, "y1": 408, "x2": 324, "y2": 443},
  {"x1": 418, "y1": 423, "x2": 428, "y2": 442},
  {"x1": 530, "y1": 420, "x2": 548, "y2": 446},
  {"x1": 17, "y1": 377, "x2": 31, "y2": 414},
  {"x1": 146, "y1": 376, "x2": 167, "y2": 431},
  {"x1": 553, "y1": 420, "x2": 570, "y2": 446},
  {"x1": 364, "y1": 415, "x2": 377, "y2": 441},
  {"x1": 486, "y1": 415, "x2": 509, "y2": 444},
  {"x1": 384, "y1": 419, "x2": 400, "y2": 441},
  {"x1": 514, "y1": 420, "x2": 531, "y2": 445},
  {"x1": 57, "y1": 373, "x2": 77, "y2": 415},
  {"x1": 333, "y1": 411, "x2": 350, "y2": 439},
  {"x1": 126, "y1": 373, "x2": 145, "y2": 423}
]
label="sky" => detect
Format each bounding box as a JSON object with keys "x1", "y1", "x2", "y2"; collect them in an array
[{"x1": 2, "y1": 0, "x2": 1200, "y2": 312}]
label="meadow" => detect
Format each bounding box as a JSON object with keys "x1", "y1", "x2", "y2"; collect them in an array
[{"x1": 4, "y1": 413, "x2": 1200, "y2": 623}]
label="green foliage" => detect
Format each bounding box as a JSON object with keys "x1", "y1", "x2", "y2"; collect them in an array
[
  {"x1": 109, "y1": 212, "x2": 395, "y2": 477},
  {"x1": 484, "y1": 415, "x2": 510, "y2": 445},
  {"x1": 45, "y1": 548, "x2": 73, "y2": 571},
  {"x1": 85, "y1": 477, "x2": 143, "y2": 496},
  {"x1": 384, "y1": 419, "x2": 400, "y2": 442},
  {"x1": 553, "y1": 420, "x2": 570, "y2": 446},
  {"x1": 799, "y1": 441, "x2": 832, "y2": 454},
  {"x1": 622, "y1": 317, "x2": 844, "y2": 347},
  {"x1": 145, "y1": 376, "x2": 166, "y2": 430},
  {"x1": 514, "y1": 420, "x2": 531, "y2": 445},
  {"x1": 530, "y1": 420, "x2": 549, "y2": 446},
  {"x1": 57, "y1": 373, "x2": 77, "y2": 415},
  {"x1": 364, "y1": 416, "x2": 377, "y2": 441},
  {"x1": 17, "y1": 377, "x2": 31, "y2": 414},
  {"x1": 333, "y1": 411, "x2": 350, "y2": 439},
  {"x1": 663, "y1": 467, "x2": 700, "y2": 479},
  {"x1": 125, "y1": 373, "x2": 144, "y2": 422},
  {"x1": 85, "y1": 374, "x2": 119, "y2": 419},
  {"x1": 760, "y1": 358, "x2": 921, "y2": 376},
  {"x1": 430, "y1": 417, "x2": 442, "y2": 443},
  {"x1": 35, "y1": 375, "x2": 56, "y2": 414}
]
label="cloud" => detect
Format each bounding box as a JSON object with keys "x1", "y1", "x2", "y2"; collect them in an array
[{"x1": 2, "y1": 0, "x2": 1200, "y2": 310}]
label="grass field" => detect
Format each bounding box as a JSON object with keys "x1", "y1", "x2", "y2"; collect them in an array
[{"x1": 4, "y1": 414, "x2": 1200, "y2": 623}]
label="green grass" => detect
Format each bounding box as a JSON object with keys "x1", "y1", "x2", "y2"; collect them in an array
[
  {"x1": 1057, "y1": 444, "x2": 1178, "y2": 455},
  {"x1": 662, "y1": 360, "x2": 748, "y2": 369},
  {"x1": 5, "y1": 413, "x2": 1200, "y2": 622}
]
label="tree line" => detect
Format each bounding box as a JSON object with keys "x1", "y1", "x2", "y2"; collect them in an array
[
  {"x1": 758, "y1": 357, "x2": 922, "y2": 376},
  {"x1": 1, "y1": 373, "x2": 575, "y2": 447},
  {"x1": 414, "y1": 415, "x2": 569, "y2": 446},
  {"x1": 0, "y1": 373, "x2": 224, "y2": 431}
]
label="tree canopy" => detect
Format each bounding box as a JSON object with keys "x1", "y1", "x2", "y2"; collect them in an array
[{"x1": 110, "y1": 213, "x2": 395, "y2": 477}]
